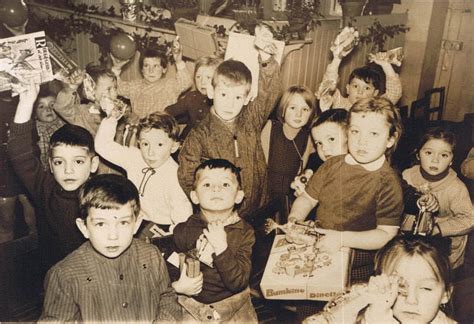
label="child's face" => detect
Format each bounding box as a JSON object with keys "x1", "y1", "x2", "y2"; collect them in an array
[
  {"x1": 142, "y1": 57, "x2": 165, "y2": 83},
  {"x1": 190, "y1": 168, "x2": 244, "y2": 213},
  {"x1": 35, "y1": 96, "x2": 58, "y2": 123},
  {"x1": 283, "y1": 94, "x2": 312, "y2": 130},
  {"x1": 95, "y1": 75, "x2": 117, "y2": 102},
  {"x1": 346, "y1": 77, "x2": 379, "y2": 104},
  {"x1": 311, "y1": 122, "x2": 348, "y2": 161},
  {"x1": 195, "y1": 66, "x2": 215, "y2": 96},
  {"x1": 391, "y1": 255, "x2": 450, "y2": 324},
  {"x1": 209, "y1": 77, "x2": 250, "y2": 121},
  {"x1": 419, "y1": 139, "x2": 453, "y2": 176},
  {"x1": 348, "y1": 112, "x2": 395, "y2": 164},
  {"x1": 49, "y1": 145, "x2": 99, "y2": 191},
  {"x1": 138, "y1": 128, "x2": 179, "y2": 168},
  {"x1": 76, "y1": 203, "x2": 141, "y2": 259}
]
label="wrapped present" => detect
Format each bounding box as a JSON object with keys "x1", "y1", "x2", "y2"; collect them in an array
[
  {"x1": 331, "y1": 27, "x2": 359, "y2": 58},
  {"x1": 174, "y1": 18, "x2": 218, "y2": 60},
  {"x1": 261, "y1": 235, "x2": 351, "y2": 301}
]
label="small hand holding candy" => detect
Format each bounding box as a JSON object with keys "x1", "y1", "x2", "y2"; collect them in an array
[{"x1": 203, "y1": 221, "x2": 228, "y2": 256}]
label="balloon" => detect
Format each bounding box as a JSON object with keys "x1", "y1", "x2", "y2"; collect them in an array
[
  {"x1": 0, "y1": 0, "x2": 28, "y2": 28},
  {"x1": 110, "y1": 33, "x2": 137, "y2": 61}
]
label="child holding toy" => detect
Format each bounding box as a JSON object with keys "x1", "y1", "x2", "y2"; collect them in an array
[
  {"x1": 111, "y1": 38, "x2": 192, "y2": 118},
  {"x1": 173, "y1": 159, "x2": 257, "y2": 322},
  {"x1": 316, "y1": 27, "x2": 402, "y2": 111},
  {"x1": 402, "y1": 127, "x2": 473, "y2": 270},
  {"x1": 287, "y1": 97, "x2": 404, "y2": 283}
]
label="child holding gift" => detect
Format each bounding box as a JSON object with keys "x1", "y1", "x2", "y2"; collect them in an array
[
  {"x1": 316, "y1": 27, "x2": 402, "y2": 111},
  {"x1": 287, "y1": 97, "x2": 404, "y2": 283},
  {"x1": 173, "y1": 159, "x2": 257, "y2": 322},
  {"x1": 178, "y1": 24, "x2": 282, "y2": 220},
  {"x1": 111, "y1": 38, "x2": 192, "y2": 118}
]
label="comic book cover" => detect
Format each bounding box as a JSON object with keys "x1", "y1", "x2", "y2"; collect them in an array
[{"x1": 0, "y1": 31, "x2": 54, "y2": 94}]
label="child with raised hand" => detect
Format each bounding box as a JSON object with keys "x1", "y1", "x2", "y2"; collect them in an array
[
  {"x1": 178, "y1": 24, "x2": 282, "y2": 220},
  {"x1": 8, "y1": 80, "x2": 99, "y2": 273},
  {"x1": 173, "y1": 159, "x2": 257, "y2": 322},
  {"x1": 288, "y1": 97, "x2": 404, "y2": 283},
  {"x1": 402, "y1": 127, "x2": 474, "y2": 269},
  {"x1": 111, "y1": 38, "x2": 192, "y2": 118},
  {"x1": 165, "y1": 55, "x2": 223, "y2": 140},
  {"x1": 316, "y1": 27, "x2": 402, "y2": 111},
  {"x1": 261, "y1": 85, "x2": 316, "y2": 203},
  {"x1": 34, "y1": 84, "x2": 65, "y2": 170},
  {"x1": 304, "y1": 235, "x2": 455, "y2": 324},
  {"x1": 40, "y1": 174, "x2": 182, "y2": 322},
  {"x1": 95, "y1": 110, "x2": 192, "y2": 237},
  {"x1": 291, "y1": 108, "x2": 348, "y2": 197}
]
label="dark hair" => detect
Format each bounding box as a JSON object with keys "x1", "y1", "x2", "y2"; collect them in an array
[
  {"x1": 194, "y1": 55, "x2": 222, "y2": 80},
  {"x1": 311, "y1": 108, "x2": 348, "y2": 129},
  {"x1": 137, "y1": 112, "x2": 180, "y2": 142},
  {"x1": 138, "y1": 48, "x2": 168, "y2": 72},
  {"x1": 349, "y1": 97, "x2": 402, "y2": 157},
  {"x1": 49, "y1": 124, "x2": 95, "y2": 155},
  {"x1": 277, "y1": 85, "x2": 316, "y2": 126},
  {"x1": 79, "y1": 174, "x2": 140, "y2": 220},
  {"x1": 375, "y1": 235, "x2": 452, "y2": 296},
  {"x1": 417, "y1": 127, "x2": 456, "y2": 155},
  {"x1": 193, "y1": 159, "x2": 242, "y2": 189},
  {"x1": 212, "y1": 60, "x2": 252, "y2": 93},
  {"x1": 33, "y1": 84, "x2": 56, "y2": 110},
  {"x1": 348, "y1": 65, "x2": 384, "y2": 92},
  {"x1": 85, "y1": 63, "x2": 116, "y2": 84}
]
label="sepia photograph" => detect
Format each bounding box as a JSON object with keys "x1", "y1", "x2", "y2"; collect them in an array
[{"x1": 0, "y1": 0, "x2": 472, "y2": 322}]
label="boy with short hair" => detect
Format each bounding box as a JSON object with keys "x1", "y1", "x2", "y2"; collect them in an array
[
  {"x1": 95, "y1": 110, "x2": 192, "y2": 235},
  {"x1": 317, "y1": 28, "x2": 402, "y2": 111},
  {"x1": 40, "y1": 174, "x2": 182, "y2": 322},
  {"x1": 178, "y1": 25, "x2": 281, "y2": 219},
  {"x1": 8, "y1": 82, "x2": 98, "y2": 272},
  {"x1": 174, "y1": 159, "x2": 257, "y2": 322}
]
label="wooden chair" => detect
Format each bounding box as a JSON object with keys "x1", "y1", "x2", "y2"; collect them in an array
[
  {"x1": 424, "y1": 87, "x2": 446, "y2": 122},
  {"x1": 410, "y1": 96, "x2": 429, "y2": 121}
]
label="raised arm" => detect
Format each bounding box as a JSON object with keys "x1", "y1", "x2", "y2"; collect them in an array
[{"x1": 373, "y1": 58, "x2": 402, "y2": 105}]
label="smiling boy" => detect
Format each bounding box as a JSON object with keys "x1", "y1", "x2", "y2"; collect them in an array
[
  {"x1": 95, "y1": 111, "x2": 192, "y2": 235},
  {"x1": 40, "y1": 174, "x2": 182, "y2": 322}
]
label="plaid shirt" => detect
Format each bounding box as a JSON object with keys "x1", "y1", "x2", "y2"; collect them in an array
[
  {"x1": 36, "y1": 118, "x2": 65, "y2": 169},
  {"x1": 118, "y1": 62, "x2": 192, "y2": 118}
]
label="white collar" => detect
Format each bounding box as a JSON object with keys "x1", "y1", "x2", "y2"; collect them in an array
[{"x1": 345, "y1": 153, "x2": 386, "y2": 171}]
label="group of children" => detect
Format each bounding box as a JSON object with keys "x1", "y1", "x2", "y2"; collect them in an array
[{"x1": 2, "y1": 22, "x2": 473, "y2": 323}]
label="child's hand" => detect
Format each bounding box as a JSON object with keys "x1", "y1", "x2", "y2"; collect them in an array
[
  {"x1": 171, "y1": 36, "x2": 183, "y2": 64},
  {"x1": 290, "y1": 169, "x2": 314, "y2": 197},
  {"x1": 172, "y1": 263, "x2": 203, "y2": 296},
  {"x1": 364, "y1": 273, "x2": 400, "y2": 319},
  {"x1": 61, "y1": 69, "x2": 85, "y2": 91},
  {"x1": 203, "y1": 221, "x2": 228, "y2": 256},
  {"x1": 417, "y1": 193, "x2": 439, "y2": 213},
  {"x1": 314, "y1": 228, "x2": 343, "y2": 253},
  {"x1": 99, "y1": 97, "x2": 124, "y2": 120},
  {"x1": 17, "y1": 79, "x2": 39, "y2": 107},
  {"x1": 110, "y1": 54, "x2": 131, "y2": 76},
  {"x1": 254, "y1": 24, "x2": 277, "y2": 62}
]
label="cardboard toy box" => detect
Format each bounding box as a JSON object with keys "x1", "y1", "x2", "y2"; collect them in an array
[
  {"x1": 174, "y1": 18, "x2": 218, "y2": 60},
  {"x1": 260, "y1": 235, "x2": 351, "y2": 301}
]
